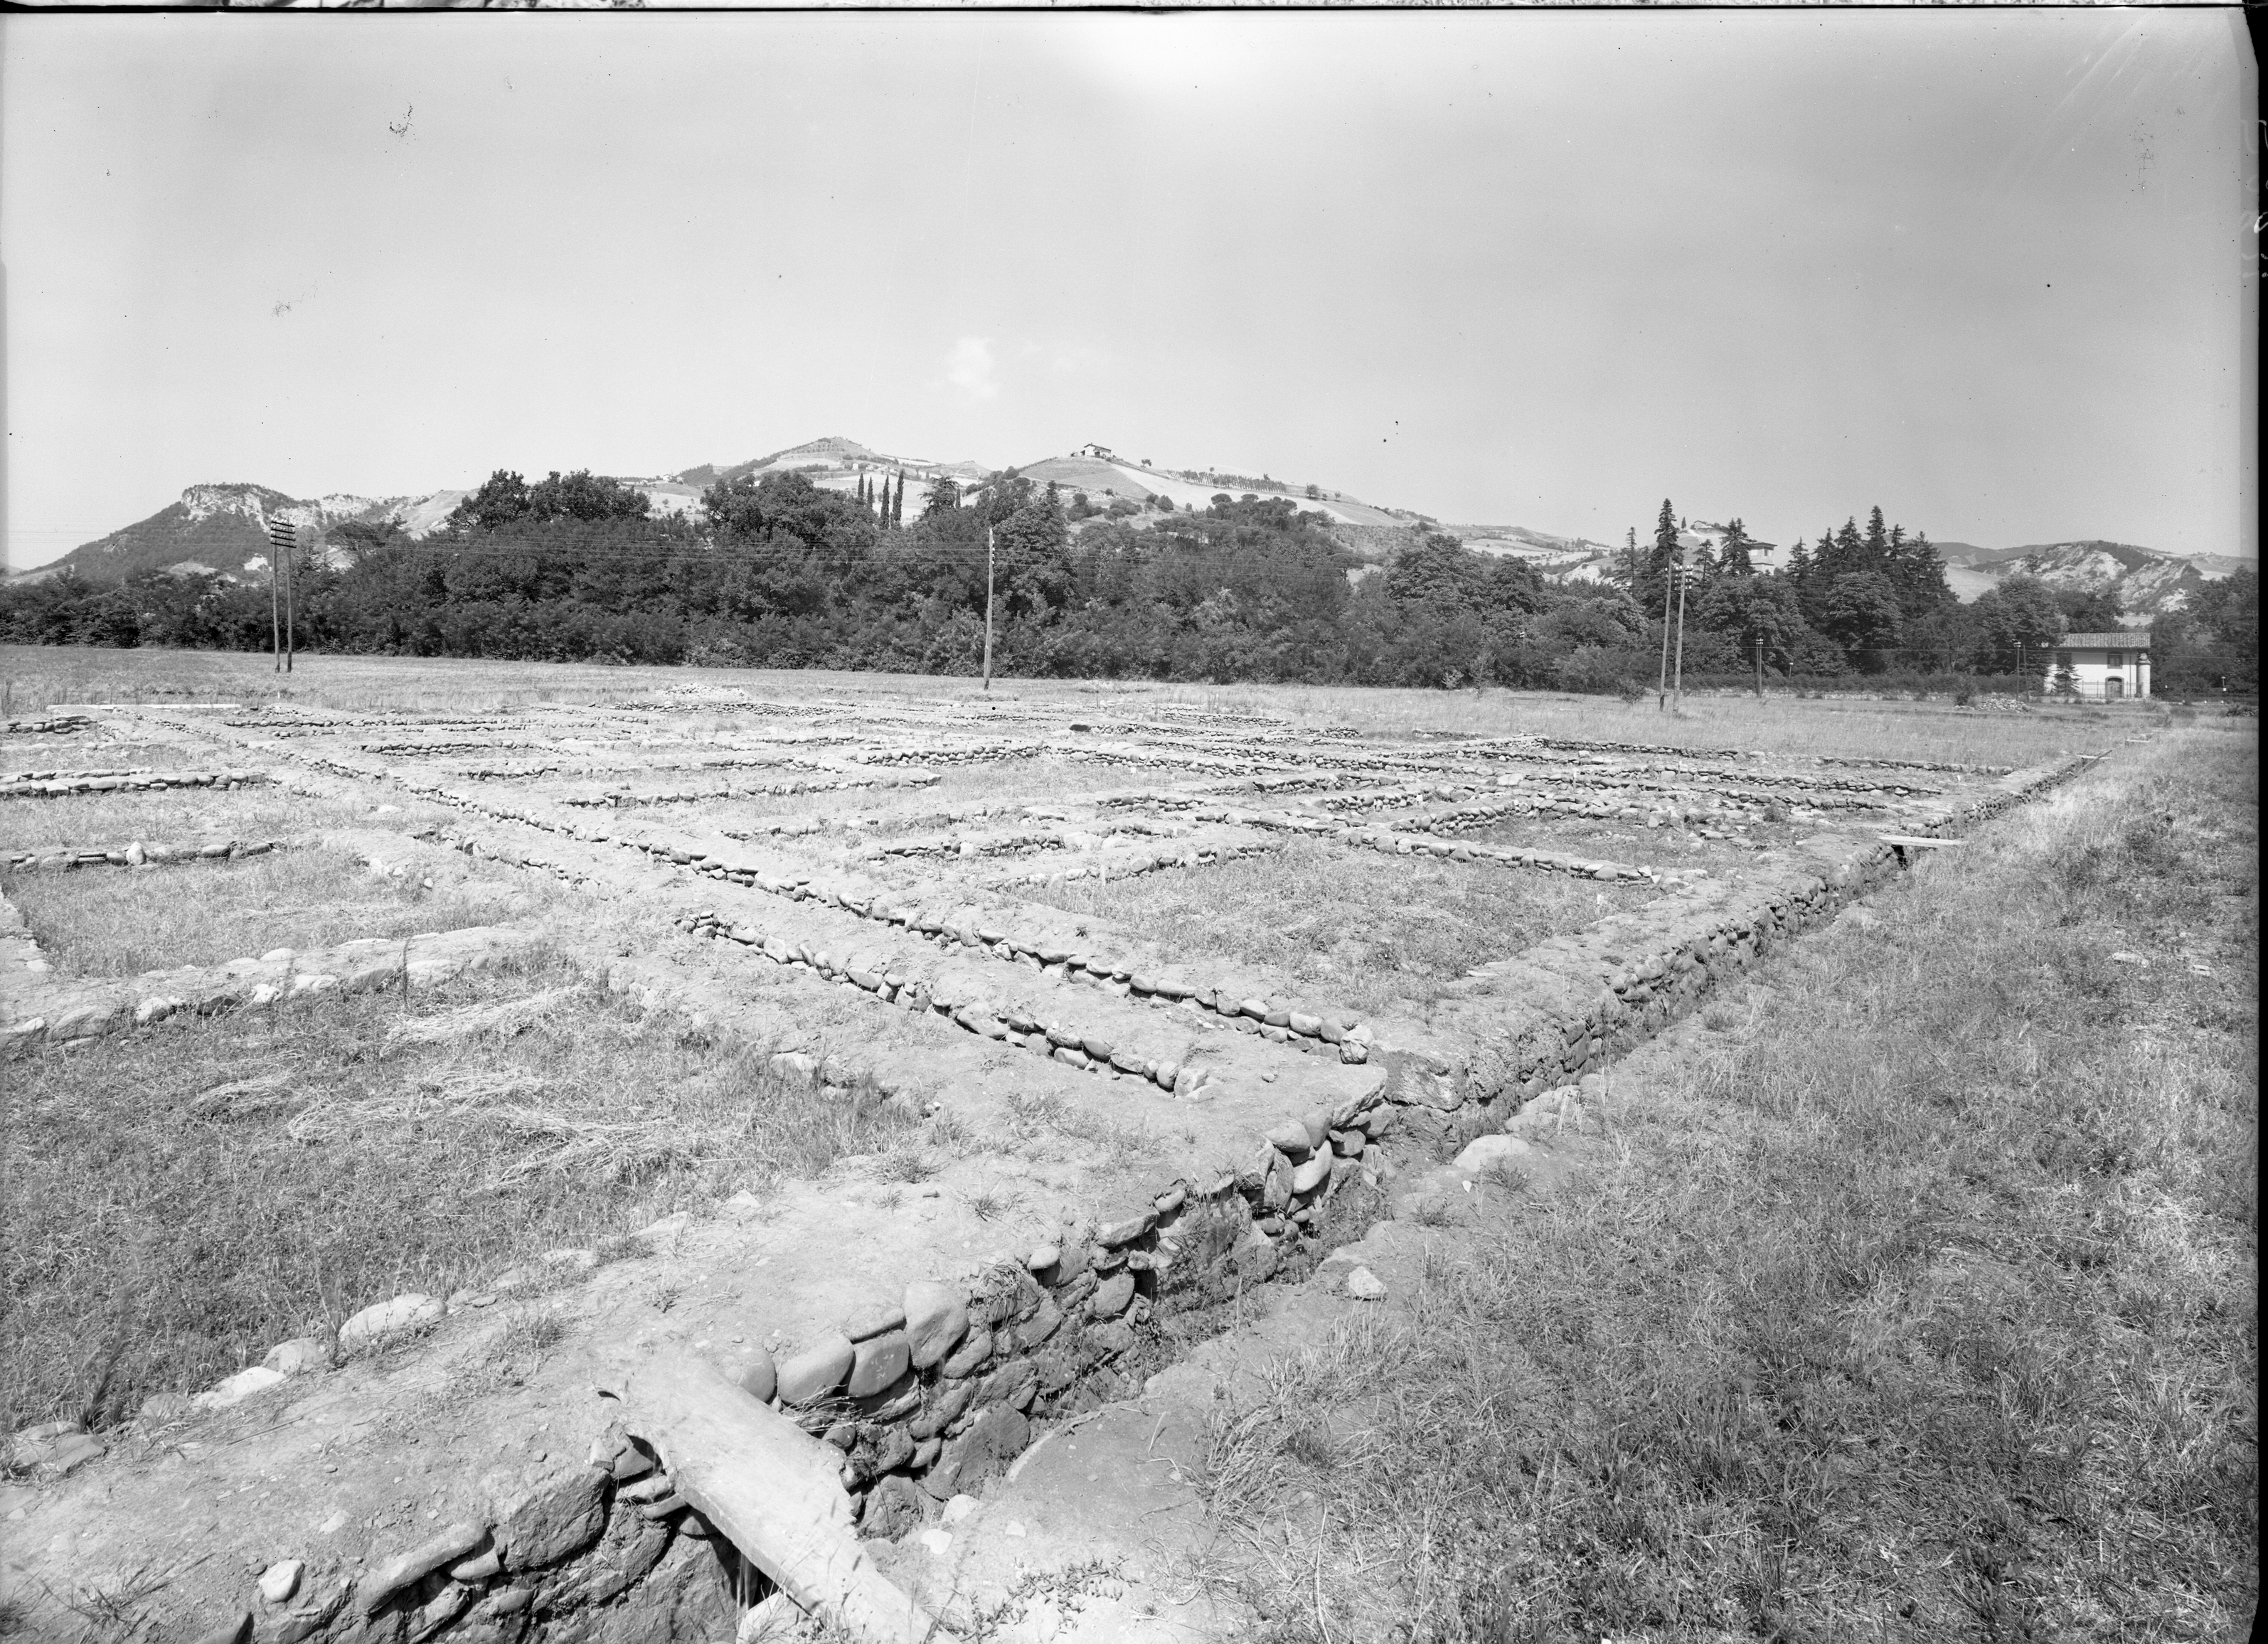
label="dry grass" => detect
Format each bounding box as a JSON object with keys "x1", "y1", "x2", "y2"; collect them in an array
[
  {"x1": 1022, "y1": 836, "x2": 1654, "y2": 1018},
  {"x1": 0, "y1": 953, "x2": 918, "y2": 1431},
  {"x1": 4, "y1": 645, "x2": 2142, "y2": 771},
  {"x1": 1457, "y1": 809, "x2": 1806, "y2": 877},
  {"x1": 0, "y1": 738, "x2": 211, "y2": 776},
  {"x1": 1191, "y1": 725, "x2": 2258, "y2": 1640},
  {"x1": 6, "y1": 844, "x2": 546, "y2": 976},
  {"x1": 1181, "y1": 680, "x2": 2139, "y2": 769}
]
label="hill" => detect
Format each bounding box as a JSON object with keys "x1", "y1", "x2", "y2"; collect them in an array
[
  {"x1": 1003, "y1": 448, "x2": 1420, "y2": 533},
  {"x1": 1451, "y1": 521, "x2": 1760, "y2": 591},
  {"x1": 659, "y1": 437, "x2": 989, "y2": 522},
  {"x1": 22, "y1": 437, "x2": 2250, "y2": 617},
  {"x1": 11, "y1": 484, "x2": 471, "y2": 587},
  {"x1": 1933, "y1": 538, "x2": 2247, "y2": 617}
]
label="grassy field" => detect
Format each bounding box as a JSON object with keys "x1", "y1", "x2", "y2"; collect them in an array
[
  {"x1": 1022, "y1": 836, "x2": 1657, "y2": 1018},
  {"x1": 1194, "y1": 724, "x2": 2258, "y2": 1639},
  {"x1": 6, "y1": 845, "x2": 545, "y2": 975},
  {"x1": 2, "y1": 644, "x2": 2151, "y2": 769},
  {"x1": 0, "y1": 955, "x2": 919, "y2": 1433}
]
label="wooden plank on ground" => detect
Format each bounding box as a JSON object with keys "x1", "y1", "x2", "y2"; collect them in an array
[{"x1": 618, "y1": 1356, "x2": 949, "y2": 1643}]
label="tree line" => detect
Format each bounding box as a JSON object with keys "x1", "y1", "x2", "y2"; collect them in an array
[{"x1": 2, "y1": 468, "x2": 2254, "y2": 698}]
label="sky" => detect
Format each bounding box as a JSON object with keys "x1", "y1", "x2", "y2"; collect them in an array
[{"x1": 1, "y1": 10, "x2": 2256, "y2": 571}]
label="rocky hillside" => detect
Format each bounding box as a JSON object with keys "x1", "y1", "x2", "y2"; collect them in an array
[
  {"x1": 23, "y1": 442, "x2": 2247, "y2": 612},
  {"x1": 12, "y1": 484, "x2": 471, "y2": 587},
  {"x1": 1455, "y1": 521, "x2": 1752, "y2": 588},
  {"x1": 661, "y1": 437, "x2": 990, "y2": 521},
  {"x1": 1936, "y1": 538, "x2": 2250, "y2": 616}
]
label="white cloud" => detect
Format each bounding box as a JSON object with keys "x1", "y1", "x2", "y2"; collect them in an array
[{"x1": 946, "y1": 336, "x2": 999, "y2": 400}]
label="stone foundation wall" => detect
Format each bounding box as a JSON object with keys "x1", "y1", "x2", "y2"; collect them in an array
[
  {"x1": 4, "y1": 838, "x2": 287, "y2": 872},
  {"x1": 0, "y1": 768, "x2": 272, "y2": 799},
  {"x1": 118, "y1": 750, "x2": 2096, "y2": 1644}
]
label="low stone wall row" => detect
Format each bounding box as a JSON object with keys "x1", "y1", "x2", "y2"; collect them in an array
[
  {"x1": 1528, "y1": 734, "x2": 2008, "y2": 778},
  {"x1": 3, "y1": 838, "x2": 286, "y2": 872},
  {"x1": 6, "y1": 766, "x2": 151, "y2": 784},
  {"x1": 134, "y1": 754, "x2": 2102, "y2": 1644},
  {"x1": 854, "y1": 741, "x2": 1050, "y2": 767},
  {"x1": 974, "y1": 836, "x2": 1280, "y2": 890},
  {"x1": 356, "y1": 740, "x2": 564, "y2": 757},
  {"x1": 672, "y1": 904, "x2": 1374, "y2": 1090},
  {"x1": 350, "y1": 760, "x2": 1408, "y2": 1059},
  {"x1": 1589, "y1": 761, "x2": 1946, "y2": 799},
  {"x1": 142, "y1": 814, "x2": 1943, "y2": 1640},
  {"x1": 1815, "y1": 753, "x2": 2012, "y2": 775},
  {"x1": 1409, "y1": 786, "x2": 1836, "y2": 838},
  {"x1": 1, "y1": 715, "x2": 96, "y2": 735},
  {"x1": 674, "y1": 846, "x2": 1402, "y2": 1042},
  {"x1": 1171, "y1": 801, "x2": 1656, "y2": 882},
  {"x1": 0, "y1": 768, "x2": 272, "y2": 799},
  {"x1": 556, "y1": 772, "x2": 940, "y2": 809},
  {"x1": 0, "y1": 926, "x2": 538, "y2": 1052},
  {"x1": 1444, "y1": 754, "x2": 2100, "y2": 1109},
  {"x1": 863, "y1": 808, "x2": 1196, "y2": 863}
]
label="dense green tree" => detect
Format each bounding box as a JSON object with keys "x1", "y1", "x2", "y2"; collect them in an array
[
  {"x1": 1820, "y1": 571, "x2": 1904, "y2": 668},
  {"x1": 454, "y1": 470, "x2": 533, "y2": 531},
  {"x1": 1695, "y1": 572, "x2": 1804, "y2": 670},
  {"x1": 2055, "y1": 584, "x2": 2124, "y2": 632},
  {"x1": 1887, "y1": 529, "x2": 1951, "y2": 616},
  {"x1": 524, "y1": 470, "x2": 651, "y2": 523},
  {"x1": 6, "y1": 465, "x2": 2070, "y2": 695},
  {"x1": 2157, "y1": 568, "x2": 2258, "y2": 693},
  {"x1": 1968, "y1": 575, "x2": 2065, "y2": 670},
  {"x1": 1718, "y1": 518, "x2": 1756, "y2": 577}
]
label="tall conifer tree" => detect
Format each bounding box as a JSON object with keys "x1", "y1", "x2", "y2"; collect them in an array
[
  {"x1": 1720, "y1": 518, "x2": 1755, "y2": 576},
  {"x1": 1863, "y1": 506, "x2": 1890, "y2": 566},
  {"x1": 1645, "y1": 498, "x2": 1681, "y2": 609}
]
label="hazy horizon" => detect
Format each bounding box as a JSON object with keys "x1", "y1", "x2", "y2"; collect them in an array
[{"x1": 3, "y1": 11, "x2": 2256, "y2": 571}]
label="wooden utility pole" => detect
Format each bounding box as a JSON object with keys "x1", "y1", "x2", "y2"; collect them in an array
[
  {"x1": 268, "y1": 522, "x2": 282, "y2": 673},
  {"x1": 981, "y1": 523, "x2": 996, "y2": 691},
  {"x1": 1671, "y1": 563, "x2": 1690, "y2": 710},
  {"x1": 267, "y1": 518, "x2": 297, "y2": 673},
  {"x1": 1656, "y1": 557, "x2": 1676, "y2": 710},
  {"x1": 1754, "y1": 634, "x2": 1765, "y2": 700}
]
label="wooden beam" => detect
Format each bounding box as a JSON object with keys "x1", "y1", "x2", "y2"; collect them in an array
[
  {"x1": 615, "y1": 1357, "x2": 949, "y2": 1643},
  {"x1": 1878, "y1": 835, "x2": 1961, "y2": 848}
]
